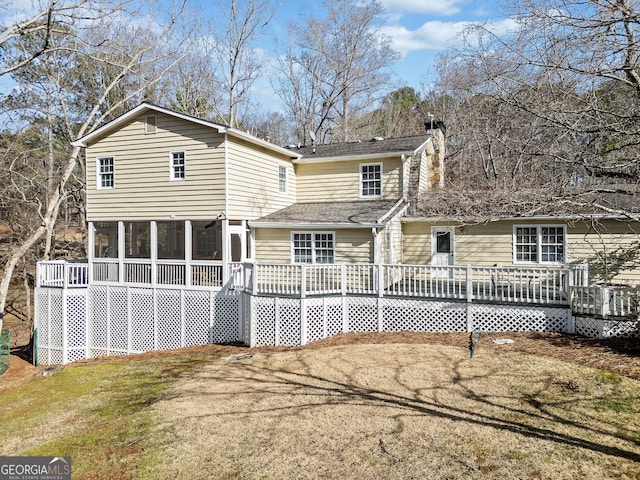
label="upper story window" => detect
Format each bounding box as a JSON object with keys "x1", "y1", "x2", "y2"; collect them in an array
[
  {"x1": 97, "y1": 156, "x2": 114, "y2": 189},
  {"x1": 360, "y1": 163, "x2": 382, "y2": 198},
  {"x1": 292, "y1": 232, "x2": 335, "y2": 264},
  {"x1": 170, "y1": 151, "x2": 185, "y2": 180},
  {"x1": 514, "y1": 225, "x2": 565, "y2": 263},
  {"x1": 279, "y1": 165, "x2": 287, "y2": 193}
]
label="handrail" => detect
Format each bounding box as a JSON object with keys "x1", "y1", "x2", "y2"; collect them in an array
[{"x1": 36, "y1": 259, "x2": 583, "y2": 306}]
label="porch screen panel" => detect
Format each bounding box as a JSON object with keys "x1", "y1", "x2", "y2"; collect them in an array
[
  {"x1": 157, "y1": 221, "x2": 185, "y2": 260},
  {"x1": 191, "y1": 221, "x2": 222, "y2": 260},
  {"x1": 93, "y1": 222, "x2": 118, "y2": 258},
  {"x1": 124, "y1": 222, "x2": 150, "y2": 258}
]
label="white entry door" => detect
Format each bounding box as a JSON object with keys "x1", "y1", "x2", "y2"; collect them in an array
[{"x1": 431, "y1": 227, "x2": 455, "y2": 273}]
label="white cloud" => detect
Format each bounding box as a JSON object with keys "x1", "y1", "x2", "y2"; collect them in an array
[
  {"x1": 382, "y1": 18, "x2": 519, "y2": 55},
  {"x1": 379, "y1": 0, "x2": 462, "y2": 16}
]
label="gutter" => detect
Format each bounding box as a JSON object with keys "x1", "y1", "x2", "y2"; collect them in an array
[
  {"x1": 248, "y1": 221, "x2": 382, "y2": 229},
  {"x1": 401, "y1": 213, "x2": 634, "y2": 223}
]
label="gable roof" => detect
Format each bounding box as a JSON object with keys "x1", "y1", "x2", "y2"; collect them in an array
[
  {"x1": 250, "y1": 199, "x2": 406, "y2": 228},
  {"x1": 71, "y1": 102, "x2": 301, "y2": 159},
  {"x1": 291, "y1": 135, "x2": 433, "y2": 163}
]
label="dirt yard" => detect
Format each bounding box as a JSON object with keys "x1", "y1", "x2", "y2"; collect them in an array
[{"x1": 149, "y1": 335, "x2": 640, "y2": 480}]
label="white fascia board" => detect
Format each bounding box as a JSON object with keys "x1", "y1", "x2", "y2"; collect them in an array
[
  {"x1": 71, "y1": 103, "x2": 227, "y2": 148},
  {"x1": 413, "y1": 137, "x2": 433, "y2": 156},
  {"x1": 226, "y1": 128, "x2": 301, "y2": 159},
  {"x1": 249, "y1": 221, "x2": 382, "y2": 229},
  {"x1": 71, "y1": 103, "x2": 301, "y2": 159},
  {"x1": 293, "y1": 151, "x2": 409, "y2": 164},
  {"x1": 376, "y1": 198, "x2": 407, "y2": 224},
  {"x1": 401, "y1": 213, "x2": 630, "y2": 223}
]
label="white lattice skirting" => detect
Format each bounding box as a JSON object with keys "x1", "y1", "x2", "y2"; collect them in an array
[
  {"x1": 36, "y1": 285, "x2": 242, "y2": 365},
  {"x1": 37, "y1": 287, "x2": 579, "y2": 364},
  {"x1": 575, "y1": 315, "x2": 640, "y2": 338},
  {"x1": 248, "y1": 296, "x2": 571, "y2": 347}
]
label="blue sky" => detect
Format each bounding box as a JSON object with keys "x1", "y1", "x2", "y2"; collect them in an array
[
  {"x1": 1, "y1": 0, "x2": 514, "y2": 114},
  {"x1": 263, "y1": 0, "x2": 513, "y2": 93}
]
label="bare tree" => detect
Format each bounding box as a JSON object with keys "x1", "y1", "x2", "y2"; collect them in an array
[
  {"x1": 208, "y1": 0, "x2": 279, "y2": 127},
  {"x1": 275, "y1": 0, "x2": 398, "y2": 143},
  {"x1": 0, "y1": 0, "x2": 189, "y2": 332},
  {"x1": 425, "y1": 0, "x2": 640, "y2": 219}
]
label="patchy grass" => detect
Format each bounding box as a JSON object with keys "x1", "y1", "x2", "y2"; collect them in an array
[
  {"x1": 0, "y1": 339, "x2": 639, "y2": 479},
  {"x1": 0, "y1": 352, "x2": 222, "y2": 479}
]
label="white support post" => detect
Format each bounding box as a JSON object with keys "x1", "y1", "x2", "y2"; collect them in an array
[
  {"x1": 153, "y1": 287, "x2": 158, "y2": 350},
  {"x1": 341, "y1": 264, "x2": 347, "y2": 296},
  {"x1": 377, "y1": 264, "x2": 384, "y2": 298},
  {"x1": 185, "y1": 220, "x2": 192, "y2": 287},
  {"x1": 601, "y1": 285, "x2": 610, "y2": 318},
  {"x1": 126, "y1": 286, "x2": 132, "y2": 355},
  {"x1": 180, "y1": 289, "x2": 186, "y2": 348},
  {"x1": 274, "y1": 297, "x2": 280, "y2": 346},
  {"x1": 61, "y1": 288, "x2": 68, "y2": 364},
  {"x1": 342, "y1": 296, "x2": 348, "y2": 333},
  {"x1": 87, "y1": 221, "x2": 94, "y2": 285},
  {"x1": 566, "y1": 268, "x2": 575, "y2": 334},
  {"x1": 251, "y1": 263, "x2": 258, "y2": 294},
  {"x1": 150, "y1": 221, "x2": 157, "y2": 287},
  {"x1": 466, "y1": 265, "x2": 473, "y2": 332},
  {"x1": 209, "y1": 290, "x2": 215, "y2": 345},
  {"x1": 118, "y1": 221, "x2": 125, "y2": 283},
  {"x1": 249, "y1": 295, "x2": 256, "y2": 348},
  {"x1": 301, "y1": 297, "x2": 307, "y2": 346},
  {"x1": 222, "y1": 219, "x2": 229, "y2": 285},
  {"x1": 301, "y1": 264, "x2": 307, "y2": 299}
]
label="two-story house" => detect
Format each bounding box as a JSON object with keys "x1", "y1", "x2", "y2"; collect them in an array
[{"x1": 71, "y1": 102, "x2": 444, "y2": 287}]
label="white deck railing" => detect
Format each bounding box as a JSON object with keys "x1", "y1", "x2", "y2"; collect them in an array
[
  {"x1": 36, "y1": 260, "x2": 597, "y2": 308},
  {"x1": 572, "y1": 285, "x2": 639, "y2": 318}
]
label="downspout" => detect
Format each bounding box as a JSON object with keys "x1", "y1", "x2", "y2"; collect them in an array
[
  {"x1": 401, "y1": 154, "x2": 408, "y2": 198},
  {"x1": 223, "y1": 132, "x2": 230, "y2": 283},
  {"x1": 372, "y1": 227, "x2": 381, "y2": 264}
]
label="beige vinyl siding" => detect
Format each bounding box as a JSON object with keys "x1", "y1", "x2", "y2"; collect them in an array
[
  {"x1": 255, "y1": 228, "x2": 373, "y2": 264},
  {"x1": 403, "y1": 219, "x2": 640, "y2": 285},
  {"x1": 296, "y1": 157, "x2": 403, "y2": 203},
  {"x1": 381, "y1": 216, "x2": 403, "y2": 264},
  {"x1": 226, "y1": 136, "x2": 296, "y2": 219},
  {"x1": 566, "y1": 220, "x2": 640, "y2": 285},
  {"x1": 86, "y1": 112, "x2": 226, "y2": 221}
]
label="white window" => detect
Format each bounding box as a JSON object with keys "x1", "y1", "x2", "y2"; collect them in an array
[
  {"x1": 292, "y1": 232, "x2": 335, "y2": 264},
  {"x1": 360, "y1": 163, "x2": 382, "y2": 197},
  {"x1": 514, "y1": 225, "x2": 565, "y2": 263},
  {"x1": 97, "y1": 156, "x2": 114, "y2": 189},
  {"x1": 170, "y1": 151, "x2": 185, "y2": 180},
  {"x1": 279, "y1": 165, "x2": 287, "y2": 193}
]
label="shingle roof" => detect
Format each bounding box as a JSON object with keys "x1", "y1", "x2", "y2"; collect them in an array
[
  {"x1": 289, "y1": 135, "x2": 431, "y2": 159},
  {"x1": 252, "y1": 200, "x2": 405, "y2": 226}
]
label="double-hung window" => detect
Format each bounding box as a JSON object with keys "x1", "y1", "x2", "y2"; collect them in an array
[
  {"x1": 279, "y1": 165, "x2": 287, "y2": 193},
  {"x1": 360, "y1": 163, "x2": 382, "y2": 198},
  {"x1": 97, "y1": 156, "x2": 114, "y2": 189},
  {"x1": 292, "y1": 232, "x2": 335, "y2": 264},
  {"x1": 514, "y1": 225, "x2": 565, "y2": 263},
  {"x1": 171, "y1": 151, "x2": 185, "y2": 180}
]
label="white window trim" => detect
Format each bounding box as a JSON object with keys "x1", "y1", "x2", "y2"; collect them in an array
[
  {"x1": 512, "y1": 224, "x2": 566, "y2": 264},
  {"x1": 278, "y1": 164, "x2": 288, "y2": 194},
  {"x1": 170, "y1": 150, "x2": 186, "y2": 181},
  {"x1": 360, "y1": 162, "x2": 383, "y2": 199},
  {"x1": 290, "y1": 231, "x2": 336, "y2": 264},
  {"x1": 96, "y1": 156, "x2": 115, "y2": 190}
]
